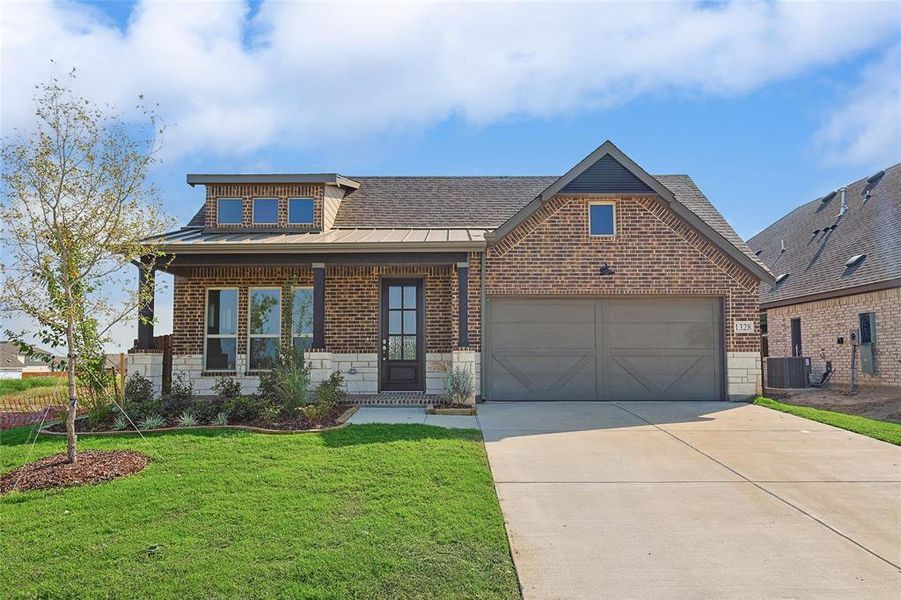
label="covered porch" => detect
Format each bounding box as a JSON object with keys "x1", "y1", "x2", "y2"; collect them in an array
[{"x1": 128, "y1": 250, "x2": 481, "y2": 403}]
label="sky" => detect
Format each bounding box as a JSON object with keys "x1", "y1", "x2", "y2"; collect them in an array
[{"x1": 2, "y1": 0, "x2": 900, "y2": 352}]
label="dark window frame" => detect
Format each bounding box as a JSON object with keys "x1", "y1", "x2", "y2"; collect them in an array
[
  {"x1": 216, "y1": 198, "x2": 243, "y2": 225},
  {"x1": 288, "y1": 197, "x2": 315, "y2": 225},
  {"x1": 204, "y1": 288, "x2": 239, "y2": 371}
]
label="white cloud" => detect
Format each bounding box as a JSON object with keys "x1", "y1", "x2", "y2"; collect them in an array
[
  {"x1": 815, "y1": 43, "x2": 901, "y2": 167},
  {"x1": 2, "y1": 0, "x2": 900, "y2": 159}
]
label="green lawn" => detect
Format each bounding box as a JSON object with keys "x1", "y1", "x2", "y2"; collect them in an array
[
  {"x1": 754, "y1": 397, "x2": 901, "y2": 445},
  {"x1": 0, "y1": 376, "x2": 65, "y2": 397},
  {"x1": 0, "y1": 424, "x2": 519, "y2": 599}
]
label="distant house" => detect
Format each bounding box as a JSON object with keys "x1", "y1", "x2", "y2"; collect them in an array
[
  {"x1": 0, "y1": 341, "x2": 64, "y2": 379},
  {"x1": 0, "y1": 345, "x2": 25, "y2": 379},
  {"x1": 748, "y1": 164, "x2": 900, "y2": 390}
]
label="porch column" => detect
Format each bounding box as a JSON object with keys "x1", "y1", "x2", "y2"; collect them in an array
[
  {"x1": 136, "y1": 262, "x2": 155, "y2": 350},
  {"x1": 456, "y1": 261, "x2": 469, "y2": 347},
  {"x1": 312, "y1": 262, "x2": 325, "y2": 349}
]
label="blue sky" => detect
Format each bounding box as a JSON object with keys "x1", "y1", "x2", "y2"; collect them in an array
[{"x1": 2, "y1": 1, "x2": 900, "y2": 350}]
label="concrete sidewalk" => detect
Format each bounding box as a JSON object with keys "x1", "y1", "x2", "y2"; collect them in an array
[
  {"x1": 347, "y1": 406, "x2": 478, "y2": 429},
  {"x1": 481, "y1": 402, "x2": 901, "y2": 599}
]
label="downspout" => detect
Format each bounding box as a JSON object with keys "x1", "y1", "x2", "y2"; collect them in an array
[{"x1": 480, "y1": 250, "x2": 487, "y2": 403}]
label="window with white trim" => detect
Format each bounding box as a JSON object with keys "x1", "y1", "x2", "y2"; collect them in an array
[
  {"x1": 252, "y1": 198, "x2": 279, "y2": 225},
  {"x1": 217, "y1": 198, "x2": 243, "y2": 225},
  {"x1": 588, "y1": 201, "x2": 616, "y2": 236},
  {"x1": 205, "y1": 289, "x2": 238, "y2": 370},
  {"x1": 248, "y1": 288, "x2": 281, "y2": 370},
  {"x1": 291, "y1": 287, "x2": 314, "y2": 356}
]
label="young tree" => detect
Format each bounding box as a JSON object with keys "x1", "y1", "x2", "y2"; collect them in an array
[{"x1": 0, "y1": 71, "x2": 172, "y2": 462}]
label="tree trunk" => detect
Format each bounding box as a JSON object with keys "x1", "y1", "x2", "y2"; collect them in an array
[{"x1": 65, "y1": 320, "x2": 78, "y2": 464}]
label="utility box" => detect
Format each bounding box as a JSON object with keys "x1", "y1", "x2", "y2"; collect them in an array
[
  {"x1": 767, "y1": 357, "x2": 811, "y2": 388},
  {"x1": 859, "y1": 312, "x2": 877, "y2": 374}
]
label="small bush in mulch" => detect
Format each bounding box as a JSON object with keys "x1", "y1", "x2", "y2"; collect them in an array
[{"x1": 0, "y1": 450, "x2": 149, "y2": 494}]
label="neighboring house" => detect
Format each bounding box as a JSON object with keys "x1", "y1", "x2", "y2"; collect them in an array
[
  {"x1": 748, "y1": 163, "x2": 900, "y2": 390},
  {"x1": 0, "y1": 344, "x2": 25, "y2": 380},
  {"x1": 0, "y1": 341, "x2": 63, "y2": 378},
  {"x1": 129, "y1": 141, "x2": 772, "y2": 402}
]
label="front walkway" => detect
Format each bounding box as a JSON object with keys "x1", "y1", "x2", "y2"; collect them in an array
[
  {"x1": 348, "y1": 406, "x2": 478, "y2": 429},
  {"x1": 480, "y1": 402, "x2": 901, "y2": 599}
]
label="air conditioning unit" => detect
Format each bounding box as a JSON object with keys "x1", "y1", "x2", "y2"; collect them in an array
[{"x1": 766, "y1": 357, "x2": 811, "y2": 389}]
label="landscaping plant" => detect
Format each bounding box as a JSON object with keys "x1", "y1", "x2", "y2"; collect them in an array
[
  {"x1": 299, "y1": 371, "x2": 346, "y2": 422},
  {"x1": 176, "y1": 411, "x2": 199, "y2": 428},
  {"x1": 443, "y1": 367, "x2": 474, "y2": 405},
  {"x1": 0, "y1": 72, "x2": 171, "y2": 463},
  {"x1": 137, "y1": 414, "x2": 164, "y2": 430}
]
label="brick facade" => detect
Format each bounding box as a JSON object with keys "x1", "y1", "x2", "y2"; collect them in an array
[
  {"x1": 203, "y1": 183, "x2": 325, "y2": 230},
  {"x1": 484, "y1": 195, "x2": 760, "y2": 354},
  {"x1": 172, "y1": 264, "x2": 456, "y2": 365},
  {"x1": 765, "y1": 287, "x2": 901, "y2": 388}
]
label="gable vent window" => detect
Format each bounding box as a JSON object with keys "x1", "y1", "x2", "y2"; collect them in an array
[
  {"x1": 588, "y1": 202, "x2": 615, "y2": 236},
  {"x1": 217, "y1": 198, "x2": 243, "y2": 225},
  {"x1": 845, "y1": 254, "x2": 866, "y2": 268},
  {"x1": 289, "y1": 198, "x2": 315, "y2": 225},
  {"x1": 253, "y1": 198, "x2": 279, "y2": 225}
]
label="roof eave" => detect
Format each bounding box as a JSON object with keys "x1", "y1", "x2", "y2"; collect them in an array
[
  {"x1": 761, "y1": 277, "x2": 901, "y2": 310},
  {"x1": 157, "y1": 241, "x2": 487, "y2": 254},
  {"x1": 186, "y1": 173, "x2": 361, "y2": 190}
]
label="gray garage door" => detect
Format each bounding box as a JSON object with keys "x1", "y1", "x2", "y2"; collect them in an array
[{"x1": 485, "y1": 297, "x2": 723, "y2": 401}]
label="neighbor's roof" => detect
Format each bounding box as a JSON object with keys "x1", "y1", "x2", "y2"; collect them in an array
[
  {"x1": 178, "y1": 173, "x2": 765, "y2": 273},
  {"x1": 0, "y1": 342, "x2": 25, "y2": 370},
  {"x1": 748, "y1": 163, "x2": 901, "y2": 308}
]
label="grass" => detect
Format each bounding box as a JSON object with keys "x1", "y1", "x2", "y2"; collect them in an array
[
  {"x1": 0, "y1": 376, "x2": 65, "y2": 397},
  {"x1": 754, "y1": 396, "x2": 901, "y2": 445},
  {"x1": 0, "y1": 424, "x2": 519, "y2": 599}
]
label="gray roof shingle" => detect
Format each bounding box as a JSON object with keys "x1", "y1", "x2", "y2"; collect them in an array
[
  {"x1": 747, "y1": 163, "x2": 901, "y2": 306},
  {"x1": 179, "y1": 173, "x2": 763, "y2": 273}
]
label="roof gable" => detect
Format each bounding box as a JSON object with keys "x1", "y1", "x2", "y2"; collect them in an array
[{"x1": 560, "y1": 153, "x2": 656, "y2": 194}]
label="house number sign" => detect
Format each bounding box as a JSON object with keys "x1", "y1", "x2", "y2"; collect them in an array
[{"x1": 734, "y1": 321, "x2": 755, "y2": 334}]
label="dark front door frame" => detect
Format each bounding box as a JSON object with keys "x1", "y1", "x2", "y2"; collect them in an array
[{"x1": 379, "y1": 277, "x2": 425, "y2": 392}]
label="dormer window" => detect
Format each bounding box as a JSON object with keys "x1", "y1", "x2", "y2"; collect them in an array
[
  {"x1": 289, "y1": 198, "x2": 314, "y2": 225},
  {"x1": 588, "y1": 201, "x2": 615, "y2": 236},
  {"x1": 253, "y1": 198, "x2": 279, "y2": 225},
  {"x1": 217, "y1": 198, "x2": 243, "y2": 225}
]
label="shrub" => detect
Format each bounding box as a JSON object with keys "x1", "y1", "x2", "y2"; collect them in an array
[
  {"x1": 443, "y1": 367, "x2": 474, "y2": 405},
  {"x1": 212, "y1": 412, "x2": 228, "y2": 426},
  {"x1": 177, "y1": 411, "x2": 199, "y2": 427},
  {"x1": 163, "y1": 373, "x2": 195, "y2": 417},
  {"x1": 315, "y1": 371, "x2": 347, "y2": 406},
  {"x1": 257, "y1": 348, "x2": 312, "y2": 415},
  {"x1": 138, "y1": 414, "x2": 165, "y2": 430},
  {"x1": 298, "y1": 372, "x2": 346, "y2": 422},
  {"x1": 212, "y1": 376, "x2": 241, "y2": 400},
  {"x1": 112, "y1": 415, "x2": 127, "y2": 431},
  {"x1": 224, "y1": 395, "x2": 260, "y2": 423},
  {"x1": 192, "y1": 396, "x2": 224, "y2": 424},
  {"x1": 87, "y1": 400, "x2": 115, "y2": 429},
  {"x1": 124, "y1": 372, "x2": 153, "y2": 405}
]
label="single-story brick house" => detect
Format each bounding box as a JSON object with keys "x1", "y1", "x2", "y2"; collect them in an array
[
  {"x1": 128, "y1": 141, "x2": 773, "y2": 403},
  {"x1": 748, "y1": 163, "x2": 900, "y2": 390}
]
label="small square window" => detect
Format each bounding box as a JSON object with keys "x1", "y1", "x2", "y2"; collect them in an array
[
  {"x1": 217, "y1": 198, "x2": 243, "y2": 225},
  {"x1": 253, "y1": 198, "x2": 279, "y2": 224},
  {"x1": 589, "y1": 203, "x2": 615, "y2": 236},
  {"x1": 289, "y1": 198, "x2": 314, "y2": 224}
]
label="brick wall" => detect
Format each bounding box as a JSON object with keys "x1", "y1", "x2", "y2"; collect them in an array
[
  {"x1": 484, "y1": 195, "x2": 761, "y2": 353},
  {"x1": 172, "y1": 264, "x2": 455, "y2": 361},
  {"x1": 765, "y1": 286, "x2": 901, "y2": 388},
  {"x1": 203, "y1": 183, "x2": 324, "y2": 230}
]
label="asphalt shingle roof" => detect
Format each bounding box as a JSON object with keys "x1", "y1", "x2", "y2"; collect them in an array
[
  {"x1": 747, "y1": 163, "x2": 901, "y2": 306},
  {"x1": 181, "y1": 173, "x2": 763, "y2": 272}
]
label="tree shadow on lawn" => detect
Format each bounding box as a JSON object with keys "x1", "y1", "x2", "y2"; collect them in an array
[{"x1": 0, "y1": 422, "x2": 481, "y2": 451}]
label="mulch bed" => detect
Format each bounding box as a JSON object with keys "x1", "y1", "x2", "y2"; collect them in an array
[
  {"x1": 1, "y1": 450, "x2": 149, "y2": 495},
  {"x1": 246, "y1": 403, "x2": 351, "y2": 430}
]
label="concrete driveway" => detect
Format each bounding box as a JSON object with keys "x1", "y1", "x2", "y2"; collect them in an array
[{"x1": 479, "y1": 402, "x2": 901, "y2": 599}]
